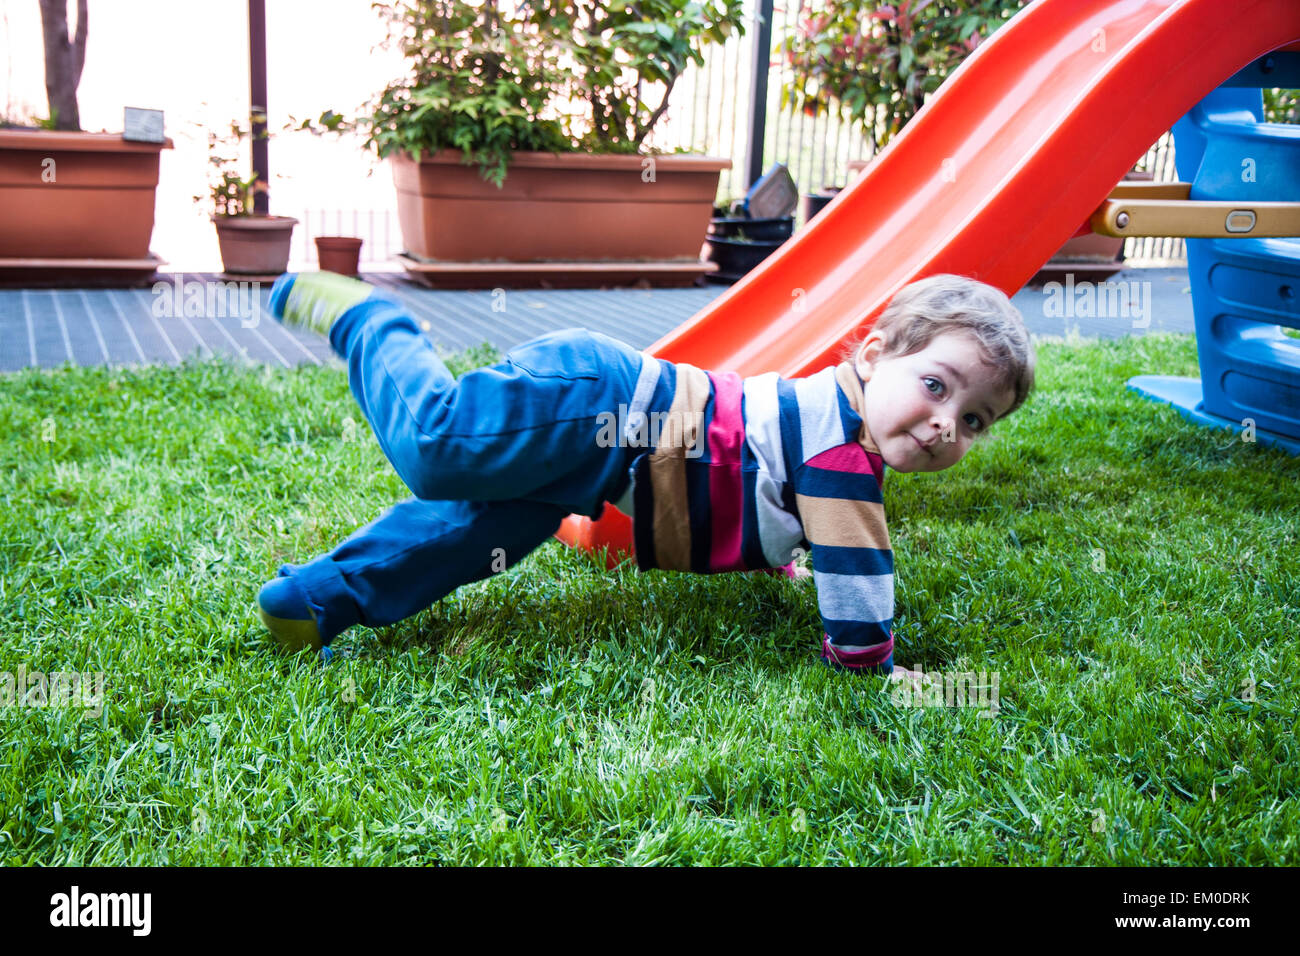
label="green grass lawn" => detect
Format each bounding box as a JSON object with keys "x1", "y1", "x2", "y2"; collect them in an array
[{"x1": 1, "y1": 332, "x2": 1296, "y2": 865}]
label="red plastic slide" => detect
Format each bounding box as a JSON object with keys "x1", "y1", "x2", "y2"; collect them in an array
[{"x1": 559, "y1": 0, "x2": 1300, "y2": 561}]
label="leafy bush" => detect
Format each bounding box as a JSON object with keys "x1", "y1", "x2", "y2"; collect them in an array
[
  {"x1": 780, "y1": 1, "x2": 1023, "y2": 152},
  {"x1": 1263, "y1": 89, "x2": 1300, "y2": 124},
  {"x1": 354, "y1": 0, "x2": 746, "y2": 187}
]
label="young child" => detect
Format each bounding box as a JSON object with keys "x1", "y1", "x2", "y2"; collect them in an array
[{"x1": 256, "y1": 272, "x2": 1035, "y2": 678}]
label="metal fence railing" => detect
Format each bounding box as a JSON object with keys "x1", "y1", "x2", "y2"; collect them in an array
[
  {"x1": 643, "y1": 0, "x2": 879, "y2": 223},
  {"x1": 292, "y1": 208, "x2": 402, "y2": 269}
]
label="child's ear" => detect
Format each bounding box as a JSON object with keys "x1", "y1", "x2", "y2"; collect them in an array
[{"x1": 855, "y1": 332, "x2": 887, "y2": 380}]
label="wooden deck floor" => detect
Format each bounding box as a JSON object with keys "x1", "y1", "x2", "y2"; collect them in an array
[{"x1": 0, "y1": 267, "x2": 1194, "y2": 374}]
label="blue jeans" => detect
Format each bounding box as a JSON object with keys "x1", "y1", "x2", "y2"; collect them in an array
[{"x1": 276, "y1": 296, "x2": 666, "y2": 644}]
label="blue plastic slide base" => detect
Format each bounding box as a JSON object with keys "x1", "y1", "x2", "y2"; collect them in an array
[{"x1": 1126, "y1": 375, "x2": 1300, "y2": 457}]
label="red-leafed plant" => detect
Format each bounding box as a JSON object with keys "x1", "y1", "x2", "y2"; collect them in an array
[{"x1": 779, "y1": 1, "x2": 1022, "y2": 152}]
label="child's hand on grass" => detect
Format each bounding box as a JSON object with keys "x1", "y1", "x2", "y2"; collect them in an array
[{"x1": 889, "y1": 665, "x2": 934, "y2": 693}]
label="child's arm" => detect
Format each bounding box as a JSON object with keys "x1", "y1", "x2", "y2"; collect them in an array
[
  {"x1": 810, "y1": 559, "x2": 896, "y2": 675},
  {"x1": 794, "y1": 452, "x2": 896, "y2": 677}
]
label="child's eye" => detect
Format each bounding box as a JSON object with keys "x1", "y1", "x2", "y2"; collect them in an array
[{"x1": 925, "y1": 376, "x2": 986, "y2": 431}]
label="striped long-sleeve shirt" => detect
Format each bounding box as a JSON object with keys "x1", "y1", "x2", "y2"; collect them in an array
[{"x1": 617, "y1": 357, "x2": 895, "y2": 674}]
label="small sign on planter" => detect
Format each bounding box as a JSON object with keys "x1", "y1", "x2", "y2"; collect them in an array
[
  {"x1": 744, "y1": 164, "x2": 799, "y2": 220},
  {"x1": 123, "y1": 107, "x2": 165, "y2": 143}
]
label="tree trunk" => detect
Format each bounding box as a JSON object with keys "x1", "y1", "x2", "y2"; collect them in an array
[{"x1": 38, "y1": 0, "x2": 88, "y2": 131}]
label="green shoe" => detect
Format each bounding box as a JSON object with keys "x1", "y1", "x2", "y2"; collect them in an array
[
  {"x1": 256, "y1": 575, "x2": 325, "y2": 653},
  {"x1": 268, "y1": 271, "x2": 377, "y2": 337}
]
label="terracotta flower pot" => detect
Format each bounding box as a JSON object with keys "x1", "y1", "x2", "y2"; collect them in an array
[
  {"x1": 392, "y1": 150, "x2": 730, "y2": 262},
  {"x1": 213, "y1": 215, "x2": 298, "y2": 275},
  {"x1": 0, "y1": 129, "x2": 172, "y2": 259},
  {"x1": 315, "y1": 236, "x2": 363, "y2": 276}
]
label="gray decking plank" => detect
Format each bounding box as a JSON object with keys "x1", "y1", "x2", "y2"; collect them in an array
[{"x1": 0, "y1": 289, "x2": 28, "y2": 373}]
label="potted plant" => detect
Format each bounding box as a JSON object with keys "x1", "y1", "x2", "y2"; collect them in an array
[
  {"x1": 203, "y1": 114, "x2": 297, "y2": 276},
  {"x1": 781, "y1": 1, "x2": 1020, "y2": 182},
  {"x1": 314, "y1": 0, "x2": 743, "y2": 284},
  {"x1": 0, "y1": 0, "x2": 171, "y2": 274}
]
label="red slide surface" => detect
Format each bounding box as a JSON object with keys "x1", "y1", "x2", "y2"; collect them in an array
[{"x1": 560, "y1": 0, "x2": 1300, "y2": 560}]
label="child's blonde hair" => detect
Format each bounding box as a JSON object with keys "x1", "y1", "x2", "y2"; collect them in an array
[{"x1": 847, "y1": 274, "x2": 1036, "y2": 421}]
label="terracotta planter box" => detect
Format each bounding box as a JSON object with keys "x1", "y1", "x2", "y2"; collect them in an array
[
  {"x1": 0, "y1": 129, "x2": 171, "y2": 259},
  {"x1": 392, "y1": 150, "x2": 731, "y2": 262}
]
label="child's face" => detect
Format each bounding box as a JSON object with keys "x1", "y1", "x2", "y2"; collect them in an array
[{"x1": 854, "y1": 330, "x2": 1016, "y2": 473}]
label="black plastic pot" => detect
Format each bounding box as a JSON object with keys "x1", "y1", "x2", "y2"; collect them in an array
[
  {"x1": 703, "y1": 215, "x2": 794, "y2": 284},
  {"x1": 801, "y1": 189, "x2": 841, "y2": 225},
  {"x1": 707, "y1": 216, "x2": 795, "y2": 242}
]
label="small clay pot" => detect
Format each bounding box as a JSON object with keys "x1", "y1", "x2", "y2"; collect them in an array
[{"x1": 315, "y1": 236, "x2": 363, "y2": 276}]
